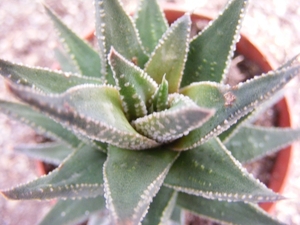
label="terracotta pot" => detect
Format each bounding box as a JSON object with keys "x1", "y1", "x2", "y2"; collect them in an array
[{"x1": 163, "y1": 5, "x2": 293, "y2": 213}]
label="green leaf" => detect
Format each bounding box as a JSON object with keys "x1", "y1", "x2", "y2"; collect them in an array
[
  {"x1": 1, "y1": 144, "x2": 105, "y2": 200},
  {"x1": 142, "y1": 186, "x2": 177, "y2": 225},
  {"x1": 0, "y1": 59, "x2": 103, "y2": 94},
  {"x1": 95, "y1": 0, "x2": 148, "y2": 84},
  {"x1": 135, "y1": 0, "x2": 168, "y2": 54},
  {"x1": 175, "y1": 64, "x2": 300, "y2": 150},
  {"x1": 145, "y1": 14, "x2": 191, "y2": 93},
  {"x1": 164, "y1": 138, "x2": 282, "y2": 203},
  {"x1": 9, "y1": 84, "x2": 159, "y2": 150},
  {"x1": 103, "y1": 145, "x2": 179, "y2": 225},
  {"x1": 181, "y1": 0, "x2": 249, "y2": 86},
  {"x1": 39, "y1": 196, "x2": 106, "y2": 225},
  {"x1": 108, "y1": 48, "x2": 158, "y2": 120},
  {"x1": 54, "y1": 47, "x2": 79, "y2": 74},
  {"x1": 224, "y1": 125, "x2": 300, "y2": 163},
  {"x1": 44, "y1": 6, "x2": 102, "y2": 78},
  {"x1": 0, "y1": 100, "x2": 81, "y2": 148},
  {"x1": 151, "y1": 75, "x2": 169, "y2": 112},
  {"x1": 177, "y1": 192, "x2": 283, "y2": 225},
  {"x1": 132, "y1": 94, "x2": 214, "y2": 143},
  {"x1": 15, "y1": 142, "x2": 73, "y2": 165}
]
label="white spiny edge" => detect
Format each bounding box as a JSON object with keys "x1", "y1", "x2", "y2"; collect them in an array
[
  {"x1": 1, "y1": 143, "x2": 104, "y2": 200},
  {"x1": 103, "y1": 150, "x2": 119, "y2": 223},
  {"x1": 159, "y1": 191, "x2": 178, "y2": 225},
  {"x1": 44, "y1": 5, "x2": 85, "y2": 75},
  {"x1": 131, "y1": 152, "x2": 180, "y2": 224},
  {"x1": 220, "y1": 0, "x2": 249, "y2": 84},
  {"x1": 10, "y1": 83, "x2": 160, "y2": 150},
  {"x1": 144, "y1": 13, "x2": 191, "y2": 86},
  {"x1": 164, "y1": 139, "x2": 283, "y2": 203},
  {"x1": 94, "y1": 0, "x2": 109, "y2": 80},
  {"x1": 180, "y1": 65, "x2": 300, "y2": 150},
  {"x1": 0, "y1": 58, "x2": 103, "y2": 88}
]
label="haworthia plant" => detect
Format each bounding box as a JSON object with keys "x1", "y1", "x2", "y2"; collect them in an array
[{"x1": 0, "y1": 0, "x2": 299, "y2": 224}]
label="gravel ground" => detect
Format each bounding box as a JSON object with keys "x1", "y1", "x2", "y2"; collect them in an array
[{"x1": 0, "y1": 0, "x2": 299, "y2": 224}]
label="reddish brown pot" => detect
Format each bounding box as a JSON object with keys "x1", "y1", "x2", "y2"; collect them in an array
[{"x1": 163, "y1": 6, "x2": 293, "y2": 213}]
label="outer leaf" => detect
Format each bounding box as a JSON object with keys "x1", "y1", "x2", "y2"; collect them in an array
[
  {"x1": 87, "y1": 212, "x2": 111, "y2": 225},
  {"x1": 95, "y1": 0, "x2": 148, "y2": 84},
  {"x1": 181, "y1": 0, "x2": 248, "y2": 85},
  {"x1": 175, "y1": 64, "x2": 300, "y2": 150},
  {"x1": 142, "y1": 186, "x2": 177, "y2": 225},
  {"x1": 177, "y1": 193, "x2": 283, "y2": 225},
  {"x1": 225, "y1": 125, "x2": 300, "y2": 163},
  {"x1": 145, "y1": 14, "x2": 191, "y2": 93},
  {"x1": 164, "y1": 138, "x2": 282, "y2": 203},
  {"x1": 108, "y1": 48, "x2": 158, "y2": 120},
  {"x1": 15, "y1": 142, "x2": 72, "y2": 165},
  {"x1": 39, "y1": 196, "x2": 106, "y2": 225},
  {"x1": 135, "y1": 0, "x2": 168, "y2": 54},
  {"x1": 132, "y1": 94, "x2": 214, "y2": 143},
  {"x1": 45, "y1": 6, "x2": 102, "y2": 78},
  {"x1": 0, "y1": 100, "x2": 81, "y2": 148},
  {"x1": 9, "y1": 84, "x2": 159, "y2": 150},
  {"x1": 1, "y1": 145, "x2": 105, "y2": 200},
  {"x1": 0, "y1": 59, "x2": 102, "y2": 94},
  {"x1": 54, "y1": 47, "x2": 79, "y2": 74},
  {"x1": 103, "y1": 145, "x2": 179, "y2": 225}
]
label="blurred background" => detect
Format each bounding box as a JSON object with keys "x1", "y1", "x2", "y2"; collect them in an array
[{"x1": 0, "y1": 0, "x2": 299, "y2": 224}]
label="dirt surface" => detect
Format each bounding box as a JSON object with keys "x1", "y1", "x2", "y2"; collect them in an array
[{"x1": 0, "y1": 0, "x2": 299, "y2": 225}]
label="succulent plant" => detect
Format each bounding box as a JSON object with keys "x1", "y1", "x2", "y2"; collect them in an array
[{"x1": 1, "y1": 0, "x2": 300, "y2": 224}]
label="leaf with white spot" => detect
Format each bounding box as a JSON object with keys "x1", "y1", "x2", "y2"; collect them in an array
[
  {"x1": 181, "y1": 0, "x2": 248, "y2": 86},
  {"x1": 145, "y1": 14, "x2": 191, "y2": 93},
  {"x1": 142, "y1": 186, "x2": 177, "y2": 225},
  {"x1": 9, "y1": 84, "x2": 159, "y2": 150},
  {"x1": 39, "y1": 196, "x2": 106, "y2": 225},
  {"x1": 108, "y1": 48, "x2": 158, "y2": 121},
  {"x1": 164, "y1": 138, "x2": 282, "y2": 203},
  {"x1": 177, "y1": 192, "x2": 283, "y2": 225},
  {"x1": 103, "y1": 145, "x2": 179, "y2": 225},
  {"x1": 95, "y1": 0, "x2": 148, "y2": 84},
  {"x1": 15, "y1": 142, "x2": 73, "y2": 166},
  {"x1": 0, "y1": 100, "x2": 81, "y2": 148},
  {"x1": 1, "y1": 145, "x2": 105, "y2": 200},
  {"x1": 0, "y1": 59, "x2": 103, "y2": 94},
  {"x1": 175, "y1": 64, "x2": 300, "y2": 150},
  {"x1": 151, "y1": 75, "x2": 169, "y2": 112},
  {"x1": 134, "y1": 0, "x2": 168, "y2": 54},
  {"x1": 45, "y1": 6, "x2": 101, "y2": 78},
  {"x1": 132, "y1": 94, "x2": 214, "y2": 144},
  {"x1": 224, "y1": 125, "x2": 300, "y2": 163}
]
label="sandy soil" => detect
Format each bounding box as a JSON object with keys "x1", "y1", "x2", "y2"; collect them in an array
[{"x1": 0, "y1": 0, "x2": 299, "y2": 224}]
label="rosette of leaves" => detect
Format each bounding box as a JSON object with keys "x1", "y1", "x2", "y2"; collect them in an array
[{"x1": 0, "y1": 0, "x2": 300, "y2": 224}]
